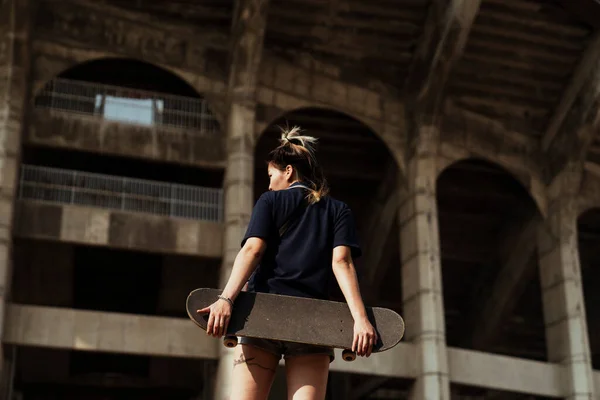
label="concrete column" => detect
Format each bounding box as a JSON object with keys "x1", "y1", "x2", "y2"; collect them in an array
[
  {"x1": 537, "y1": 168, "x2": 595, "y2": 399},
  {"x1": 0, "y1": 0, "x2": 31, "y2": 379},
  {"x1": 399, "y1": 126, "x2": 450, "y2": 400},
  {"x1": 214, "y1": 0, "x2": 269, "y2": 399}
]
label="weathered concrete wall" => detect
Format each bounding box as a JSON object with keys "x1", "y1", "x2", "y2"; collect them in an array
[
  {"x1": 13, "y1": 200, "x2": 223, "y2": 258},
  {"x1": 255, "y1": 54, "x2": 406, "y2": 170},
  {"x1": 0, "y1": 1, "x2": 32, "y2": 386},
  {"x1": 12, "y1": 240, "x2": 73, "y2": 307},
  {"x1": 439, "y1": 103, "x2": 547, "y2": 215},
  {"x1": 4, "y1": 304, "x2": 218, "y2": 359},
  {"x1": 30, "y1": 0, "x2": 228, "y2": 94},
  {"x1": 26, "y1": 109, "x2": 226, "y2": 169}
]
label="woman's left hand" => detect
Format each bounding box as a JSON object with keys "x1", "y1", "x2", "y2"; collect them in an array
[{"x1": 197, "y1": 298, "x2": 232, "y2": 337}]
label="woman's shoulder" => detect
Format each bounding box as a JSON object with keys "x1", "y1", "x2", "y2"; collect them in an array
[{"x1": 322, "y1": 195, "x2": 352, "y2": 215}]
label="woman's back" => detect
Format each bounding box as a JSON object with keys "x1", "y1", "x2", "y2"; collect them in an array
[{"x1": 242, "y1": 182, "x2": 361, "y2": 300}]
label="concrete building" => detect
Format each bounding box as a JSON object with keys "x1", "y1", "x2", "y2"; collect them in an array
[{"x1": 0, "y1": 0, "x2": 599, "y2": 398}]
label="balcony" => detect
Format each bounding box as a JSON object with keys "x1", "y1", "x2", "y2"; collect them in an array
[
  {"x1": 14, "y1": 165, "x2": 224, "y2": 257},
  {"x1": 27, "y1": 78, "x2": 225, "y2": 168},
  {"x1": 4, "y1": 304, "x2": 218, "y2": 360}
]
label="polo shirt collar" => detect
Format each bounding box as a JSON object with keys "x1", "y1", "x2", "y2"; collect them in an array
[{"x1": 289, "y1": 181, "x2": 309, "y2": 189}]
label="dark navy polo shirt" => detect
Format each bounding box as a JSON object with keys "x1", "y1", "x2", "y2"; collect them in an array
[{"x1": 241, "y1": 182, "x2": 362, "y2": 300}]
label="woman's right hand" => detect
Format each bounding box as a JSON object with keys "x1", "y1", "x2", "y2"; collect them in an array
[
  {"x1": 353, "y1": 317, "x2": 378, "y2": 357},
  {"x1": 197, "y1": 298, "x2": 232, "y2": 338}
]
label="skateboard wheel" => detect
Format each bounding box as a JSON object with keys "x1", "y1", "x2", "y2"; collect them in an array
[
  {"x1": 342, "y1": 349, "x2": 356, "y2": 362},
  {"x1": 223, "y1": 336, "x2": 238, "y2": 348}
]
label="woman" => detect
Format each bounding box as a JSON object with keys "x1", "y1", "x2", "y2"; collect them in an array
[{"x1": 198, "y1": 126, "x2": 377, "y2": 400}]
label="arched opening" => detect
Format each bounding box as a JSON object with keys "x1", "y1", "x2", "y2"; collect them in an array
[
  {"x1": 24, "y1": 57, "x2": 224, "y2": 187},
  {"x1": 33, "y1": 57, "x2": 219, "y2": 135},
  {"x1": 577, "y1": 208, "x2": 600, "y2": 369},
  {"x1": 55, "y1": 58, "x2": 200, "y2": 95},
  {"x1": 436, "y1": 159, "x2": 547, "y2": 362},
  {"x1": 254, "y1": 107, "x2": 404, "y2": 397}
]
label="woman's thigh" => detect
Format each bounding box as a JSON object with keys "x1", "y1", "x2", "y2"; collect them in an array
[
  {"x1": 284, "y1": 354, "x2": 330, "y2": 400},
  {"x1": 230, "y1": 344, "x2": 280, "y2": 400}
]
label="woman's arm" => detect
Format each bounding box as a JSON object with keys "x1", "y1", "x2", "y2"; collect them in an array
[
  {"x1": 221, "y1": 237, "x2": 266, "y2": 301},
  {"x1": 332, "y1": 245, "x2": 377, "y2": 357},
  {"x1": 197, "y1": 237, "x2": 266, "y2": 337}
]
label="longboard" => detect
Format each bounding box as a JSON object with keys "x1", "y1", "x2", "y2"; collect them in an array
[{"x1": 186, "y1": 288, "x2": 405, "y2": 361}]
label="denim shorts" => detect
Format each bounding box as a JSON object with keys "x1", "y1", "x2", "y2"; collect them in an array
[{"x1": 239, "y1": 336, "x2": 335, "y2": 363}]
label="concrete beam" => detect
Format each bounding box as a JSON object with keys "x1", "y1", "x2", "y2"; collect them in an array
[
  {"x1": 326, "y1": 342, "x2": 416, "y2": 378},
  {"x1": 26, "y1": 110, "x2": 226, "y2": 170},
  {"x1": 405, "y1": 0, "x2": 482, "y2": 124},
  {"x1": 447, "y1": 347, "x2": 562, "y2": 398},
  {"x1": 466, "y1": 213, "x2": 542, "y2": 350},
  {"x1": 3, "y1": 304, "x2": 218, "y2": 359},
  {"x1": 542, "y1": 31, "x2": 600, "y2": 152},
  {"x1": 542, "y1": 31, "x2": 600, "y2": 180},
  {"x1": 286, "y1": 344, "x2": 563, "y2": 397},
  {"x1": 14, "y1": 201, "x2": 223, "y2": 258}
]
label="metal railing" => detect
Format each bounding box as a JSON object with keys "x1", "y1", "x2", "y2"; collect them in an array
[
  {"x1": 34, "y1": 78, "x2": 220, "y2": 134},
  {"x1": 18, "y1": 165, "x2": 223, "y2": 222}
]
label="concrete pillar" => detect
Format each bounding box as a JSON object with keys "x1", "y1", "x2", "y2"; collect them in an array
[
  {"x1": 537, "y1": 168, "x2": 595, "y2": 399},
  {"x1": 399, "y1": 126, "x2": 450, "y2": 400},
  {"x1": 213, "y1": 0, "x2": 269, "y2": 399},
  {"x1": 0, "y1": 0, "x2": 31, "y2": 382}
]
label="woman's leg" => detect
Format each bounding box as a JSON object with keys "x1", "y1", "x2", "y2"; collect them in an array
[
  {"x1": 229, "y1": 343, "x2": 280, "y2": 400},
  {"x1": 284, "y1": 354, "x2": 330, "y2": 400}
]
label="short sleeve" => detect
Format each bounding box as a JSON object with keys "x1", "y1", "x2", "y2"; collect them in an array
[
  {"x1": 333, "y1": 204, "x2": 362, "y2": 258},
  {"x1": 241, "y1": 193, "x2": 274, "y2": 247}
]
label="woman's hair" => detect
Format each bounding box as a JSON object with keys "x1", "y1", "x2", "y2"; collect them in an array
[{"x1": 267, "y1": 125, "x2": 329, "y2": 204}]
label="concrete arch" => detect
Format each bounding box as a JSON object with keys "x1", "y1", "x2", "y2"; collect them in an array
[
  {"x1": 256, "y1": 102, "x2": 405, "y2": 174},
  {"x1": 31, "y1": 54, "x2": 226, "y2": 124},
  {"x1": 437, "y1": 153, "x2": 547, "y2": 218},
  {"x1": 253, "y1": 106, "x2": 404, "y2": 307},
  {"x1": 31, "y1": 56, "x2": 224, "y2": 129},
  {"x1": 34, "y1": 56, "x2": 195, "y2": 95},
  {"x1": 435, "y1": 157, "x2": 551, "y2": 361}
]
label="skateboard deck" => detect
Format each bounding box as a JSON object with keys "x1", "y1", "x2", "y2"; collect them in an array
[{"x1": 186, "y1": 288, "x2": 405, "y2": 361}]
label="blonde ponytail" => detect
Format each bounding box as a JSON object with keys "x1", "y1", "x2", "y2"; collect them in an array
[{"x1": 267, "y1": 125, "x2": 329, "y2": 204}]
